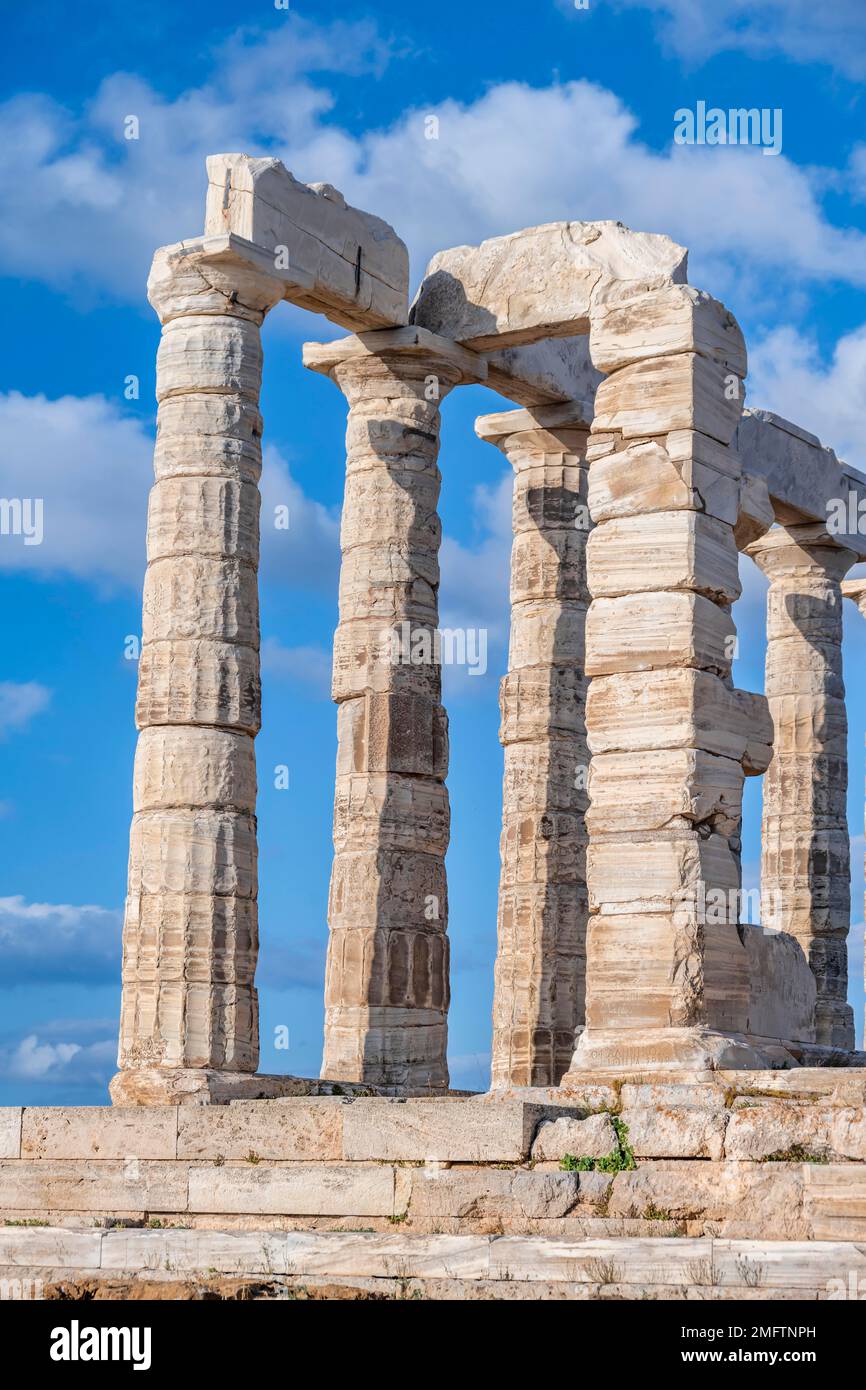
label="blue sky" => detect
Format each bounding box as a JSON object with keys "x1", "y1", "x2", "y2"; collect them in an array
[{"x1": 2, "y1": 0, "x2": 866, "y2": 1102}]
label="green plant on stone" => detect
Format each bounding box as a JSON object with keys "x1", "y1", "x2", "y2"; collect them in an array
[
  {"x1": 559, "y1": 1153, "x2": 596, "y2": 1172},
  {"x1": 560, "y1": 1117, "x2": 636, "y2": 1174}
]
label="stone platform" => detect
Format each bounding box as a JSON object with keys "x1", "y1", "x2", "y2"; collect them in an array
[{"x1": 3, "y1": 1075, "x2": 865, "y2": 1299}]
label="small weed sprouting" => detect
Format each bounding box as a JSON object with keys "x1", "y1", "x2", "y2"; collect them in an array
[{"x1": 560, "y1": 1116, "x2": 636, "y2": 1174}]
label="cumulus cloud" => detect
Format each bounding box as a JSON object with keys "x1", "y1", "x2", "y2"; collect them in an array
[
  {"x1": 0, "y1": 1031, "x2": 116, "y2": 1086},
  {"x1": 0, "y1": 682, "x2": 51, "y2": 737},
  {"x1": 0, "y1": 896, "x2": 121, "y2": 984},
  {"x1": 0, "y1": 392, "x2": 151, "y2": 587},
  {"x1": 0, "y1": 13, "x2": 864, "y2": 313},
  {"x1": 747, "y1": 323, "x2": 866, "y2": 469},
  {"x1": 0, "y1": 16, "x2": 392, "y2": 300},
  {"x1": 0, "y1": 392, "x2": 341, "y2": 593},
  {"x1": 439, "y1": 470, "x2": 513, "y2": 698},
  {"x1": 601, "y1": 0, "x2": 866, "y2": 80},
  {"x1": 259, "y1": 444, "x2": 340, "y2": 591}
]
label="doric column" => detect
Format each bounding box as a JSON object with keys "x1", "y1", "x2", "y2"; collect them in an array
[
  {"x1": 475, "y1": 402, "x2": 592, "y2": 1087},
  {"x1": 111, "y1": 241, "x2": 284, "y2": 1105},
  {"x1": 303, "y1": 327, "x2": 483, "y2": 1092},
  {"x1": 842, "y1": 576, "x2": 866, "y2": 1051},
  {"x1": 565, "y1": 282, "x2": 774, "y2": 1075},
  {"x1": 749, "y1": 527, "x2": 856, "y2": 1049}
]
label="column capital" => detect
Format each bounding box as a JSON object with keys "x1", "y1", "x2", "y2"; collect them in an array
[
  {"x1": 148, "y1": 236, "x2": 288, "y2": 325},
  {"x1": 303, "y1": 326, "x2": 486, "y2": 389},
  {"x1": 746, "y1": 522, "x2": 857, "y2": 582},
  {"x1": 474, "y1": 400, "x2": 593, "y2": 462},
  {"x1": 842, "y1": 577, "x2": 866, "y2": 617}
]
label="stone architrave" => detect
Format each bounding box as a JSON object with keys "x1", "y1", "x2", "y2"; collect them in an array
[
  {"x1": 475, "y1": 402, "x2": 593, "y2": 1087},
  {"x1": 205, "y1": 154, "x2": 409, "y2": 331},
  {"x1": 411, "y1": 222, "x2": 688, "y2": 348},
  {"x1": 110, "y1": 241, "x2": 285, "y2": 1106},
  {"x1": 747, "y1": 523, "x2": 856, "y2": 1049},
  {"x1": 564, "y1": 281, "x2": 776, "y2": 1075},
  {"x1": 303, "y1": 327, "x2": 485, "y2": 1092}
]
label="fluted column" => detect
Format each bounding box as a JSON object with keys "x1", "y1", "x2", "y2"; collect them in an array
[
  {"x1": 842, "y1": 576, "x2": 866, "y2": 1051},
  {"x1": 303, "y1": 327, "x2": 482, "y2": 1092},
  {"x1": 111, "y1": 241, "x2": 284, "y2": 1105},
  {"x1": 476, "y1": 403, "x2": 591, "y2": 1087},
  {"x1": 749, "y1": 526, "x2": 856, "y2": 1049}
]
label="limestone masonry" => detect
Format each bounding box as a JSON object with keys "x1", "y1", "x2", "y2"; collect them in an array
[{"x1": 9, "y1": 153, "x2": 866, "y2": 1299}]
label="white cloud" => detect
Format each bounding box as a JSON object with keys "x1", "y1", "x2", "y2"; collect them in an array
[
  {"x1": 0, "y1": 392, "x2": 151, "y2": 587},
  {"x1": 0, "y1": 1032, "x2": 116, "y2": 1086},
  {"x1": 747, "y1": 323, "x2": 866, "y2": 469},
  {"x1": 0, "y1": 896, "x2": 121, "y2": 984},
  {"x1": 259, "y1": 444, "x2": 340, "y2": 591},
  {"x1": 0, "y1": 392, "x2": 340, "y2": 593},
  {"x1": 602, "y1": 0, "x2": 866, "y2": 79},
  {"x1": 441, "y1": 470, "x2": 512, "y2": 639},
  {"x1": 1, "y1": 15, "x2": 865, "y2": 312},
  {"x1": 440, "y1": 469, "x2": 513, "y2": 697},
  {"x1": 0, "y1": 16, "x2": 392, "y2": 301},
  {"x1": 0, "y1": 682, "x2": 51, "y2": 737}
]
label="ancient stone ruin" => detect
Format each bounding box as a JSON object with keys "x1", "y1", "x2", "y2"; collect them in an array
[
  {"x1": 3, "y1": 155, "x2": 866, "y2": 1299},
  {"x1": 110, "y1": 153, "x2": 866, "y2": 1104}
]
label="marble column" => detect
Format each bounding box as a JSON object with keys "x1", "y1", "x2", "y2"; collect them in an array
[
  {"x1": 303, "y1": 327, "x2": 482, "y2": 1092},
  {"x1": 749, "y1": 527, "x2": 856, "y2": 1049},
  {"x1": 842, "y1": 576, "x2": 866, "y2": 1051},
  {"x1": 475, "y1": 402, "x2": 592, "y2": 1087},
  {"x1": 565, "y1": 283, "x2": 774, "y2": 1075},
  {"x1": 111, "y1": 241, "x2": 284, "y2": 1105}
]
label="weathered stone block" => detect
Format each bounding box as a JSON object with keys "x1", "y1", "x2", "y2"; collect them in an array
[
  {"x1": 187, "y1": 1163, "x2": 395, "y2": 1216},
  {"x1": 585, "y1": 593, "x2": 735, "y2": 677},
  {"x1": 588, "y1": 437, "x2": 740, "y2": 525},
  {"x1": 412, "y1": 221, "x2": 687, "y2": 348},
  {"x1": 20, "y1": 1107, "x2": 177, "y2": 1161},
  {"x1": 0, "y1": 1109, "x2": 22, "y2": 1159},
  {"x1": 620, "y1": 1106, "x2": 728, "y2": 1159},
  {"x1": 156, "y1": 315, "x2": 263, "y2": 401},
  {"x1": 531, "y1": 1114, "x2": 617, "y2": 1162},
  {"x1": 725, "y1": 1106, "x2": 866, "y2": 1162},
  {"x1": 588, "y1": 512, "x2": 741, "y2": 604},
  {"x1": 133, "y1": 727, "x2": 256, "y2": 814},
  {"x1": 332, "y1": 773, "x2": 449, "y2": 856},
  {"x1": 147, "y1": 477, "x2": 259, "y2": 564},
  {"x1": 153, "y1": 393, "x2": 263, "y2": 484},
  {"x1": 0, "y1": 1227, "x2": 103, "y2": 1268},
  {"x1": 176, "y1": 1099, "x2": 344, "y2": 1161},
  {"x1": 586, "y1": 669, "x2": 771, "y2": 769},
  {"x1": 587, "y1": 748, "x2": 743, "y2": 836},
  {"x1": 0, "y1": 1160, "x2": 188, "y2": 1213},
  {"x1": 336, "y1": 692, "x2": 447, "y2": 778},
  {"x1": 593, "y1": 354, "x2": 742, "y2": 444},
  {"x1": 136, "y1": 639, "x2": 260, "y2": 734},
  {"x1": 205, "y1": 154, "x2": 409, "y2": 330},
  {"x1": 126, "y1": 809, "x2": 257, "y2": 897},
  {"x1": 589, "y1": 282, "x2": 747, "y2": 376},
  {"x1": 342, "y1": 1099, "x2": 550, "y2": 1162},
  {"x1": 142, "y1": 557, "x2": 259, "y2": 646}
]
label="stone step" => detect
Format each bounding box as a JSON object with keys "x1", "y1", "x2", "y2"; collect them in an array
[
  {"x1": 4, "y1": 1088, "x2": 865, "y2": 1164},
  {"x1": 1, "y1": 1157, "x2": 864, "y2": 1239},
  {"x1": 1, "y1": 1229, "x2": 863, "y2": 1300}
]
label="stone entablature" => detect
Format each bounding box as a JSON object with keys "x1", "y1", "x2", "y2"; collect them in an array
[{"x1": 96, "y1": 152, "x2": 865, "y2": 1104}]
